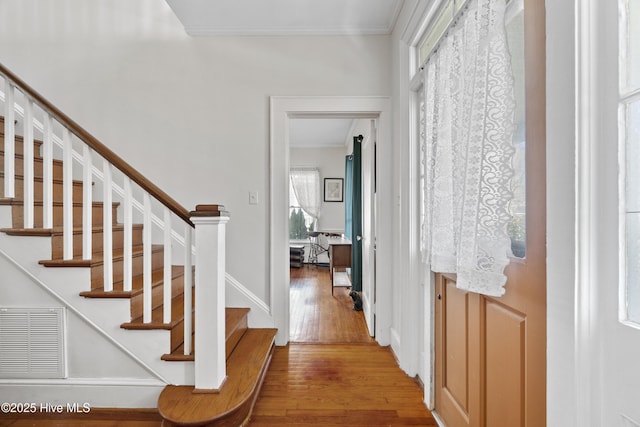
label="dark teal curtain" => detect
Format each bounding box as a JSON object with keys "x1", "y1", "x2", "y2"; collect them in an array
[
  {"x1": 350, "y1": 137, "x2": 362, "y2": 292},
  {"x1": 344, "y1": 156, "x2": 353, "y2": 240}
]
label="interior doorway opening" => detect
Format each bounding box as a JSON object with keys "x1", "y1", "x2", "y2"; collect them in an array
[
  {"x1": 270, "y1": 96, "x2": 392, "y2": 347},
  {"x1": 287, "y1": 118, "x2": 375, "y2": 343}
]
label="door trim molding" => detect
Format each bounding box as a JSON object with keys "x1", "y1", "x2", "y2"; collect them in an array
[
  {"x1": 269, "y1": 96, "x2": 392, "y2": 346},
  {"x1": 574, "y1": 0, "x2": 600, "y2": 424}
]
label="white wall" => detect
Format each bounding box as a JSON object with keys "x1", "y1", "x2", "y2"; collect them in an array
[
  {"x1": 290, "y1": 146, "x2": 347, "y2": 234},
  {"x1": 0, "y1": 0, "x2": 392, "y2": 306}
]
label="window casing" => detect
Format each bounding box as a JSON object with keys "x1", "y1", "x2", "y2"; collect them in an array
[{"x1": 620, "y1": 0, "x2": 640, "y2": 325}]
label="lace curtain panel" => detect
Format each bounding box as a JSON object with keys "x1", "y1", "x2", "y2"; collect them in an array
[
  {"x1": 420, "y1": 0, "x2": 516, "y2": 297},
  {"x1": 290, "y1": 168, "x2": 322, "y2": 221}
]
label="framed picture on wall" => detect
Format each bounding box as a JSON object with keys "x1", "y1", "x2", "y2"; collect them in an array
[{"x1": 324, "y1": 178, "x2": 343, "y2": 202}]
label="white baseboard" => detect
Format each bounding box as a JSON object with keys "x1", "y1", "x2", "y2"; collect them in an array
[
  {"x1": 226, "y1": 273, "x2": 274, "y2": 328},
  {"x1": 0, "y1": 378, "x2": 165, "y2": 408},
  {"x1": 390, "y1": 327, "x2": 401, "y2": 358}
]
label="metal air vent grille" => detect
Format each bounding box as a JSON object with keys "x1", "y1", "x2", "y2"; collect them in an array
[{"x1": 0, "y1": 308, "x2": 65, "y2": 379}]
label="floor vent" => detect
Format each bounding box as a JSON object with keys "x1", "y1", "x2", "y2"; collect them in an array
[{"x1": 0, "y1": 308, "x2": 65, "y2": 379}]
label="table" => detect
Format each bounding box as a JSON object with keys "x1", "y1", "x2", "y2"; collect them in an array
[{"x1": 327, "y1": 237, "x2": 352, "y2": 295}]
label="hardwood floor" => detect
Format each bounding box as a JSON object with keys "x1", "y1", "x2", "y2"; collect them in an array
[
  {"x1": 0, "y1": 266, "x2": 434, "y2": 426},
  {"x1": 249, "y1": 343, "x2": 436, "y2": 426},
  {"x1": 289, "y1": 265, "x2": 374, "y2": 343}
]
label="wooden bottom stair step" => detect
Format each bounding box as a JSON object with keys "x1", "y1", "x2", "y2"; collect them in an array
[
  {"x1": 158, "y1": 328, "x2": 277, "y2": 427},
  {"x1": 161, "y1": 307, "x2": 250, "y2": 362}
]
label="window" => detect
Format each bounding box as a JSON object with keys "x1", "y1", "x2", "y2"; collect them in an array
[
  {"x1": 620, "y1": 0, "x2": 640, "y2": 324},
  {"x1": 289, "y1": 168, "x2": 321, "y2": 240},
  {"x1": 506, "y1": 0, "x2": 526, "y2": 258}
]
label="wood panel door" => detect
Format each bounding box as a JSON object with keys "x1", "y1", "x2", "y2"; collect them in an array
[{"x1": 434, "y1": 0, "x2": 546, "y2": 426}]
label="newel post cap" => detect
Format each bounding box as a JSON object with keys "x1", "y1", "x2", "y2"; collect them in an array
[{"x1": 190, "y1": 204, "x2": 230, "y2": 220}]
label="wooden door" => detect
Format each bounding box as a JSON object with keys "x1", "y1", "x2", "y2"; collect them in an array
[
  {"x1": 361, "y1": 120, "x2": 376, "y2": 336},
  {"x1": 434, "y1": 0, "x2": 546, "y2": 426}
]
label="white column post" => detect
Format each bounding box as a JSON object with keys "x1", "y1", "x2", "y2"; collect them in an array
[
  {"x1": 190, "y1": 204, "x2": 229, "y2": 392},
  {"x1": 102, "y1": 160, "x2": 113, "y2": 291},
  {"x1": 183, "y1": 224, "x2": 193, "y2": 356},
  {"x1": 62, "y1": 128, "x2": 73, "y2": 260},
  {"x1": 3, "y1": 80, "x2": 15, "y2": 199},
  {"x1": 22, "y1": 99, "x2": 34, "y2": 229},
  {"x1": 42, "y1": 114, "x2": 54, "y2": 229}
]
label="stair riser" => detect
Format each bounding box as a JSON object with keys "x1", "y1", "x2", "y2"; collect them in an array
[
  {"x1": 0, "y1": 152, "x2": 63, "y2": 181},
  {"x1": 225, "y1": 315, "x2": 248, "y2": 360},
  {"x1": 169, "y1": 313, "x2": 194, "y2": 355},
  {"x1": 90, "y1": 247, "x2": 164, "y2": 290},
  {"x1": 11, "y1": 203, "x2": 118, "y2": 228},
  {"x1": 0, "y1": 175, "x2": 84, "y2": 202},
  {"x1": 130, "y1": 273, "x2": 187, "y2": 321},
  {"x1": 50, "y1": 226, "x2": 144, "y2": 260},
  {"x1": 0, "y1": 133, "x2": 43, "y2": 157}
]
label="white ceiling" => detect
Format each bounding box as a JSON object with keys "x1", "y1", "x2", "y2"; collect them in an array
[
  {"x1": 165, "y1": 0, "x2": 405, "y2": 36},
  {"x1": 289, "y1": 118, "x2": 354, "y2": 148}
]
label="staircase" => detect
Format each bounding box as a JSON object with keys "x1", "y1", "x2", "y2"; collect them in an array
[{"x1": 0, "y1": 65, "x2": 276, "y2": 426}]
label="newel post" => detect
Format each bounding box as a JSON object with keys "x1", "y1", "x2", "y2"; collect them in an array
[{"x1": 190, "y1": 204, "x2": 230, "y2": 392}]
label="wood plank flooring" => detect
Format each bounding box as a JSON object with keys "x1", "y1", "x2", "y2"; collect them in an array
[
  {"x1": 290, "y1": 266, "x2": 374, "y2": 343},
  {"x1": 249, "y1": 343, "x2": 436, "y2": 426},
  {"x1": 0, "y1": 266, "x2": 434, "y2": 427}
]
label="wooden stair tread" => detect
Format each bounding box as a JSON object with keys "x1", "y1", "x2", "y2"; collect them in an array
[
  {"x1": 1, "y1": 223, "x2": 143, "y2": 237},
  {"x1": 161, "y1": 307, "x2": 250, "y2": 362},
  {"x1": 158, "y1": 328, "x2": 277, "y2": 426},
  {"x1": 121, "y1": 287, "x2": 193, "y2": 330},
  {"x1": 0, "y1": 227, "x2": 53, "y2": 236},
  {"x1": 39, "y1": 244, "x2": 163, "y2": 267},
  {"x1": 0, "y1": 132, "x2": 44, "y2": 147},
  {"x1": 0, "y1": 198, "x2": 119, "y2": 208},
  {"x1": 0, "y1": 170, "x2": 82, "y2": 185},
  {"x1": 80, "y1": 265, "x2": 184, "y2": 298}
]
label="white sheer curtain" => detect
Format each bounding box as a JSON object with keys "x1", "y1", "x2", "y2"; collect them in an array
[
  {"x1": 290, "y1": 168, "x2": 322, "y2": 221},
  {"x1": 420, "y1": 0, "x2": 515, "y2": 297}
]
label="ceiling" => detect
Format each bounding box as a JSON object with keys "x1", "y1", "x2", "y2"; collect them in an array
[
  {"x1": 165, "y1": 0, "x2": 405, "y2": 36},
  {"x1": 289, "y1": 118, "x2": 354, "y2": 148}
]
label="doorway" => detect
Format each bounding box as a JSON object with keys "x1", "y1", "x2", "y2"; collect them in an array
[
  {"x1": 270, "y1": 96, "x2": 392, "y2": 346},
  {"x1": 287, "y1": 118, "x2": 369, "y2": 342}
]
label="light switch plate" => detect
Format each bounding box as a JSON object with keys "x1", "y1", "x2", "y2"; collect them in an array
[{"x1": 249, "y1": 191, "x2": 259, "y2": 205}]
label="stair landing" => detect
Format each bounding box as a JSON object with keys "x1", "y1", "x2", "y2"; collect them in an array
[{"x1": 158, "y1": 328, "x2": 277, "y2": 427}]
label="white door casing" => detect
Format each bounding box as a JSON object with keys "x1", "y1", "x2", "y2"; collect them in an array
[
  {"x1": 361, "y1": 119, "x2": 376, "y2": 336},
  {"x1": 270, "y1": 96, "x2": 392, "y2": 346}
]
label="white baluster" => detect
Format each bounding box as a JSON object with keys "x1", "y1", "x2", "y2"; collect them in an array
[
  {"x1": 163, "y1": 208, "x2": 172, "y2": 324},
  {"x1": 62, "y1": 128, "x2": 73, "y2": 260},
  {"x1": 3, "y1": 80, "x2": 15, "y2": 198},
  {"x1": 123, "y1": 178, "x2": 133, "y2": 293},
  {"x1": 22, "y1": 99, "x2": 34, "y2": 229},
  {"x1": 191, "y1": 206, "x2": 229, "y2": 391},
  {"x1": 143, "y1": 192, "x2": 152, "y2": 323},
  {"x1": 183, "y1": 224, "x2": 193, "y2": 356},
  {"x1": 82, "y1": 145, "x2": 92, "y2": 260},
  {"x1": 42, "y1": 114, "x2": 53, "y2": 229},
  {"x1": 102, "y1": 160, "x2": 113, "y2": 291}
]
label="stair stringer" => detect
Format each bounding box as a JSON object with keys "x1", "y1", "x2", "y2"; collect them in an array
[
  {"x1": 0, "y1": 250, "x2": 165, "y2": 408},
  {"x1": 0, "y1": 228, "x2": 195, "y2": 386}
]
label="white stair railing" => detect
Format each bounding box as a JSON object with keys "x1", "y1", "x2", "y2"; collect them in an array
[{"x1": 1, "y1": 65, "x2": 229, "y2": 390}]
